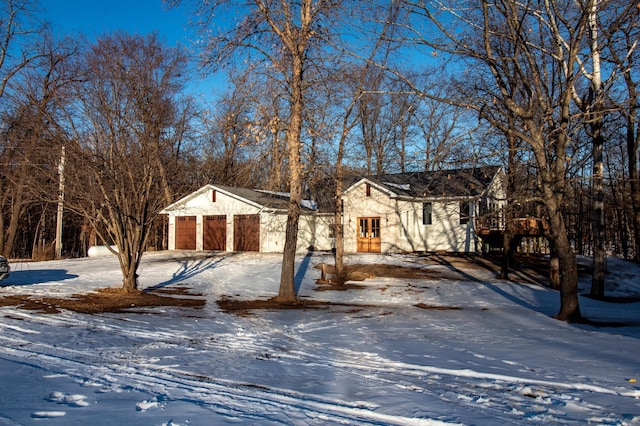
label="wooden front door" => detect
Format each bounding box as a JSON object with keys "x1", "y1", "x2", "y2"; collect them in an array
[
  {"x1": 234, "y1": 214, "x2": 260, "y2": 252},
  {"x1": 204, "y1": 215, "x2": 226, "y2": 251},
  {"x1": 357, "y1": 217, "x2": 381, "y2": 253},
  {"x1": 175, "y1": 216, "x2": 196, "y2": 250}
]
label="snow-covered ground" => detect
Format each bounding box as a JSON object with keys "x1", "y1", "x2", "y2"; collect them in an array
[{"x1": 0, "y1": 251, "x2": 639, "y2": 425}]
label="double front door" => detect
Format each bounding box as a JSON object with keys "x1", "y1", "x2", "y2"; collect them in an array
[{"x1": 357, "y1": 217, "x2": 381, "y2": 253}]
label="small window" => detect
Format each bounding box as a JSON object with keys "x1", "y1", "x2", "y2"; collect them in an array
[
  {"x1": 422, "y1": 202, "x2": 432, "y2": 225},
  {"x1": 460, "y1": 201, "x2": 470, "y2": 225},
  {"x1": 212, "y1": 190, "x2": 216, "y2": 202},
  {"x1": 365, "y1": 183, "x2": 371, "y2": 197},
  {"x1": 370, "y1": 217, "x2": 380, "y2": 237}
]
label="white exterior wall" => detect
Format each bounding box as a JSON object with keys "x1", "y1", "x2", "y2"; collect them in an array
[
  {"x1": 342, "y1": 181, "x2": 480, "y2": 253},
  {"x1": 262, "y1": 212, "x2": 334, "y2": 253},
  {"x1": 343, "y1": 182, "x2": 399, "y2": 253},
  {"x1": 164, "y1": 186, "x2": 333, "y2": 253},
  {"x1": 416, "y1": 199, "x2": 478, "y2": 252}
]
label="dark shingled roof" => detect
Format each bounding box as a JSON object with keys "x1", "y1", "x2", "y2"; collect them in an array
[
  {"x1": 366, "y1": 166, "x2": 501, "y2": 199},
  {"x1": 214, "y1": 184, "x2": 317, "y2": 211}
]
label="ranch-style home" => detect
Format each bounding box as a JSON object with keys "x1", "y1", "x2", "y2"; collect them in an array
[
  {"x1": 341, "y1": 166, "x2": 506, "y2": 253},
  {"x1": 161, "y1": 166, "x2": 506, "y2": 254}
]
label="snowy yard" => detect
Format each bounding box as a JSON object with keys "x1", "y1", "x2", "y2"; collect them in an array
[{"x1": 0, "y1": 251, "x2": 639, "y2": 425}]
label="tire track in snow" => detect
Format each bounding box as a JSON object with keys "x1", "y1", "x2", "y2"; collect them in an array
[
  {"x1": 271, "y1": 347, "x2": 640, "y2": 424},
  {"x1": 0, "y1": 337, "x2": 452, "y2": 425}
]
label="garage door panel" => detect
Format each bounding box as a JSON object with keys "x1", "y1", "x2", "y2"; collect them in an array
[
  {"x1": 175, "y1": 216, "x2": 196, "y2": 250},
  {"x1": 204, "y1": 215, "x2": 226, "y2": 251},
  {"x1": 234, "y1": 214, "x2": 260, "y2": 252}
]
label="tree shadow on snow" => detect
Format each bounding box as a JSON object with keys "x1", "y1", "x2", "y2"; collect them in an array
[
  {"x1": 146, "y1": 252, "x2": 238, "y2": 290},
  {"x1": 428, "y1": 254, "x2": 548, "y2": 314},
  {"x1": 294, "y1": 251, "x2": 314, "y2": 296},
  {"x1": 1, "y1": 268, "x2": 79, "y2": 287}
]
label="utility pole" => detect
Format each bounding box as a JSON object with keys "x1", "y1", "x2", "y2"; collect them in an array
[{"x1": 55, "y1": 145, "x2": 65, "y2": 259}]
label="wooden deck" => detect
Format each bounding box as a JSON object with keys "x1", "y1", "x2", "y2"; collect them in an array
[{"x1": 476, "y1": 217, "x2": 549, "y2": 251}]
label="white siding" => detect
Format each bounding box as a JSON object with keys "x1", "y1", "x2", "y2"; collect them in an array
[
  {"x1": 343, "y1": 182, "x2": 398, "y2": 253},
  {"x1": 342, "y1": 181, "x2": 480, "y2": 253},
  {"x1": 164, "y1": 185, "x2": 334, "y2": 253},
  {"x1": 262, "y1": 213, "x2": 334, "y2": 253}
]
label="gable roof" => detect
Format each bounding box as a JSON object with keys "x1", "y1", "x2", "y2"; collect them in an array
[
  {"x1": 162, "y1": 184, "x2": 318, "y2": 213},
  {"x1": 214, "y1": 184, "x2": 305, "y2": 211},
  {"x1": 348, "y1": 166, "x2": 502, "y2": 199}
]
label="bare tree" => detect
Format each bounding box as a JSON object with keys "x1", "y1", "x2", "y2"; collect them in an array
[
  {"x1": 0, "y1": 0, "x2": 45, "y2": 100},
  {"x1": 178, "y1": 0, "x2": 355, "y2": 302},
  {"x1": 0, "y1": 0, "x2": 49, "y2": 257},
  {"x1": 604, "y1": 1, "x2": 640, "y2": 264},
  {"x1": 201, "y1": 69, "x2": 257, "y2": 187},
  {"x1": 65, "y1": 33, "x2": 194, "y2": 292},
  {"x1": 400, "y1": 0, "x2": 594, "y2": 321},
  {"x1": 1, "y1": 39, "x2": 76, "y2": 260},
  {"x1": 561, "y1": 0, "x2": 640, "y2": 294}
]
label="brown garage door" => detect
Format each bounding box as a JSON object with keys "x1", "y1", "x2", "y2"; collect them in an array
[
  {"x1": 175, "y1": 216, "x2": 197, "y2": 250},
  {"x1": 234, "y1": 214, "x2": 260, "y2": 251},
  {"x1": 204, "y1": 215, "x2": 226, "y2": 251}
]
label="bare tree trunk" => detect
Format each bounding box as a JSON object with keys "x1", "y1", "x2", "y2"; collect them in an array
[
  {"x1": 623, "y1": 79, "x2": 640, "y2": 262},
  {"x1": 587, "y1": 2, "x2": 606, "y2": 298},
  {"x1": 548, "y1": 239, "x2": 560, "y2": 290},
  {"x1": 333, "y1": 98, "x2": 358, "y2": 283},
  {"x1": 120, "y1": 255, "x2": 139, "y2": 293},
  {"x1": 590, "y1": 114, "x2": 606, "y2": 298},
  {"x1": 629, "y1": 120, "x2": 640, "y2": 264},
  {"x1": 553, "y1": 234, "x2": 580, "y2": 321},
  {"x1": 3, "y1": 190, "x2": 25, "y2": 258},
  {"x1": 500, "y1": 226, "x2": 514, "y2": 280},
  {"x1": 276, "y1": 54, "x2": 304, "y2": 302},
  {"x1": 500, "y1": 120, "x2": 518, "y2": 280},
  {"x1": 545, "y1": 201, "x2": 580, "y2": 321}
]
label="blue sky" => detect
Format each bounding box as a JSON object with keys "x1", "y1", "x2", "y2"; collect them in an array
[
  {"x1": 42, "y1": 0, "x2": 194, "y2": 46},
  {"x1": 41, "y1": 0, "x2": 226, "y2": 99}
]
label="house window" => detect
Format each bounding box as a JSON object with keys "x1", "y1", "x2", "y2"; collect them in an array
[
  {"x1": 422, "y1": 202, "x2": 432, "y2": 225},
  {"x1": 212, "y1": 190, "x2": 216, "y2": 202},
  {"x1": 370, "y1": 217, "x2": 380, "y2": 237},
  {"x1": 329, "y1": 224, "x2": 342, "y2": 238},
  {"x1": 460, "y1": 201, "x2": 470, "y2": 225},
  {"x1": 366, "y1": 183, "x2": 371, "y2": 197}
]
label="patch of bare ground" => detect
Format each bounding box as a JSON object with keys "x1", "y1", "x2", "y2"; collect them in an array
[
  {"x1": 0, "y1": 287, "x2": 205, "y2": 314},
  {"x1": 414, "y1": 303, "x2": 462, "y2": 311},
  {"x1": 314, "y1": 262, "x2": 441, "y2": 290},
  {"x1": 216, "y1": 298, "x2": 376, "y2": 316}
]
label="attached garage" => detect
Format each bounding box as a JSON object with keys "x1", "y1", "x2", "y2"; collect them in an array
[{"x1": 161, "y1": 184, "x2": 333, "y2": 253}]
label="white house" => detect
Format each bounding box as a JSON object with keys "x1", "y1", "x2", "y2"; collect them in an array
[
  {"x1": 340, "y1": 166, "x2": 506, "y2": 253},
  {"x1": 161, "y1": 184, "x2": 334, "y2": 253},
  {"x1": 161, "y1": 166, "x2": 506, "y2": 255}
]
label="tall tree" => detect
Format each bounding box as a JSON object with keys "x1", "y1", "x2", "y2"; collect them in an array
[
  {"x1": 0, "y1": 0, "x2": 48, "y2": 257},
  {"x1": 179, "y1": 0, "x2": 352, "y2": 302},
  {"x1": 604, "y1": 1, "x2": 640, "y2": 264},
  {"x1": 401, "y1": 0, "x2": 591, "y2": 321},
  {"x1": 66, "y1": 33, "x2": 194, "y2": 292}
]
